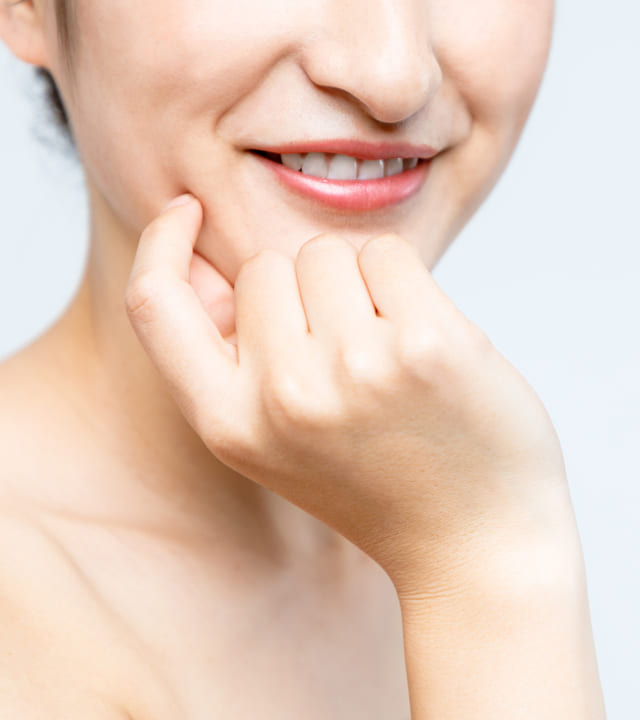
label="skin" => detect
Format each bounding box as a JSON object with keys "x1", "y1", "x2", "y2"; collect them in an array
[{"x1": 0, "y1": 0, "x2": 606, "y2": 718}]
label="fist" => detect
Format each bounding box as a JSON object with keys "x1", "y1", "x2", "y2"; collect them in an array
[{"x1": 125, "y1": 195, "x2": 570, "y2": 592}]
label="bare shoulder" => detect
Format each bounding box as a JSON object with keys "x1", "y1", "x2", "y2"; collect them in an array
[
  {"x1": 0, "y1": 333, "x2": 188, "y2": 719},
  {"x1": 0, "y1": 347, "x2": 134, "y2": 715},
  {"x1": 0, "y1": 505, "x2": 134, "y2": 719},
  {"x1": 0, "y1": 352, "x2": 164, "y2": 720},
  {"x1": 0, "y1": 339, "x2": 95, "y2": 506},
  {"x1": 0, "y1": 343, "x2": 60, "y2": 498}
]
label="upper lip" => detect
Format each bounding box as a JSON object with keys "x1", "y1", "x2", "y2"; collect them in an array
[{"x1": 249, "y1": 139, "x2": 438, "y2": 161}]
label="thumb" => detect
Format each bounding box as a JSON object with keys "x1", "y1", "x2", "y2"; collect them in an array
[{"x1": 125, "y1": 193, "x2": 239, "y2": 433}]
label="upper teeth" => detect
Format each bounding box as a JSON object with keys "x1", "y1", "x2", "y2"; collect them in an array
[{"x1": 280, "y1": 152, "x2": 419, "y2": 180}]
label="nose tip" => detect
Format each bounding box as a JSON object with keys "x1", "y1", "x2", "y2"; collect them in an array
[
  {"x1": 356, "y1": 51, "x2": 443, "y2": 125},
  {"x1": 300, "y1": 4, "x2": 442, "y2": 125}
]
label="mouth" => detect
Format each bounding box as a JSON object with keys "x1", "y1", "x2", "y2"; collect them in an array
[
  {"x1": 250, "y1": 150, "x2": 423, "y2": 180},
  {"x1": 247, "y1": 147, "x2": 434, "y2": 212}
]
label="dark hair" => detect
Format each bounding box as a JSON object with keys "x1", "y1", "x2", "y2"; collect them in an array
[
  {"x1": 38, "y1": 0, "x2": 74, "y2": 145},
  {"x1": 37, "y1": 68, "x2": 70, "y2": 137}
]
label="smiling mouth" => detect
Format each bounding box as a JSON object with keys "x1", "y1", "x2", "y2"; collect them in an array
[{"x1": 249, "y1": 150, "x2": 422, "y2": 181}]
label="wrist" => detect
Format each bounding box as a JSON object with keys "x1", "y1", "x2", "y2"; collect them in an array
[
  {"x1": 395, "y1": 515, "x2": 605, "y2": 720},
  {"x1": 391, "y1": 494, "x2": 586, "y2": 610}
]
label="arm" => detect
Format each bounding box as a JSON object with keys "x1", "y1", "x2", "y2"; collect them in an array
[
  {"x1": 398, "y1": 517, "x2": 606, "y2": 719},
  {"x1": 125, "y1": 196, "x2": 606, "y2": 719}
]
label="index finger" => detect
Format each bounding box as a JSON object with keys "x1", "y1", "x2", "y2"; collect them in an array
[{"x1": 125, "y1": 194, "x2": 240, "y2": 435}]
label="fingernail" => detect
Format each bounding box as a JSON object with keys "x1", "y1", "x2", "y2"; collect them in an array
[{"x1": 163, "y1": 194, "x2": 194, "y2": 212}]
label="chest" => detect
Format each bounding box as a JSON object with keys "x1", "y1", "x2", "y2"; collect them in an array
[
  {"x1": 125, "y1": 560, "x2": 411, "y2": 720},
  {"x1": 54, "y1": 527, "x2": 411, "y2": 720}
]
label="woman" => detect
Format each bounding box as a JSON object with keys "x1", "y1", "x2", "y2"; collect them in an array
[{"x1": 0, "y1": 0, "x2": 606, "y2": 717}]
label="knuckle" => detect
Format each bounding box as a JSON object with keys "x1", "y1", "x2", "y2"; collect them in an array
[
  {"x1": 236, "y1": 248, "x2": 287, "y2": 287},
  {"x1": 338, "y1": 344, "x2": 391, "y2": 388},
  {"x1": 141, "y1": 215, "x2": 169, "y2": 240},
  {"x1": 189, "y1": 394, "x2": 257, "y2": 471},
  {"x1": 297, "y1": 233, "x2": 350, "y2": 260},
  {"x1": 360, "y1": 232, "x2": 409, "y2": 261},
  {"x1": 209, "y1": 421, "x2": 257, "y2": 472},
  {"x1": 262, "y1": 372, "x2": 309, "y2": 428},
  {"x1": 262, "y1": 370, "x2": 337, "y2": 434},
  {"x1": 124, "y1": 269, "x2": 164, "y2": 324},
  {"x1": 397, "y1": 330, "x2": 452, "y2": 383}
]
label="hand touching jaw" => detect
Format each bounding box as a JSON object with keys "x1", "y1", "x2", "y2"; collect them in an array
[{"x1": 126, "y1": 194, "x2": 573, "y2": 595}]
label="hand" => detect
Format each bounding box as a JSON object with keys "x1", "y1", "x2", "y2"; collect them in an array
[{"x1": 125, "y1": 194, "x2": 573, "y2": 594}]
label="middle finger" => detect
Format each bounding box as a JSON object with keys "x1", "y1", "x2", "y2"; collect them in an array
[{"x1": 295, "y1": 234, "x2": 378, "y2": 347}]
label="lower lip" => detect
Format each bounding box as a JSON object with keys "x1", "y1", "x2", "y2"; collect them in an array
[{"x1": 251, "y1": 153, "x2": 431, "y2": 211}]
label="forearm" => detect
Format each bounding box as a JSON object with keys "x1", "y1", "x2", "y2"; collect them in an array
[{"x1": 396, "y1": 519, "x2": 606, "y2": 719}]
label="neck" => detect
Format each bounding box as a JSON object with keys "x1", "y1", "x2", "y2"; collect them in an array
[{"x1": 28, "y1": 183, "x2": 349, "y2": 563}]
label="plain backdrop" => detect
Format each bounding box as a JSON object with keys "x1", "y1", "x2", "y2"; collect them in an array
[{"x1": 1, "y1": 1, "x2": 638, "y2": 716}]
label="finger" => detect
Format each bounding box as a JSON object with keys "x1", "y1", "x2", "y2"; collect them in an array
[
  {"x1": 234, "y1": 248, "x2": 309, "y2": 371},
  {"x1": 190, "y1": 250, "x2": 236, "y2": 340},
  {"x1": 357, "y1": 233, "x2": 457, "y2": 328},
  {"x1": 295, "y1": 234, "x2": 378, "y2": 345},
  {"x1": 125, "y1": 195, "x2": 239, "y2": 434}
]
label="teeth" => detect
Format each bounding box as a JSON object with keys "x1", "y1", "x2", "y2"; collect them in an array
[
  {"x1": 278, "y1": 152, "x2": 420, "y2": 180},
  {"x1": 358, "y1": 159, "x2": 385, "y2": 180},
  {"x1": 327, "y1": 154, "x2": 358, "y2": 180},
  {"x1": 281, "y1": 153, "x2": 304, "y2": 171},
  {"x1": 385, "y1": 158, "x2": 404, "y2": 177},
  {"x1": 301, "y1": 152, "x2": 328, "y2": 179}
]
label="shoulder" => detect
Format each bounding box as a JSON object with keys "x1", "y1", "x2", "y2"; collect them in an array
[
  {"x1": 0, "y1": 505, "x2": 135, "y2": 719},
  {"x1": 0, "y1": 348, "x2": 165, "y2": 718},
  {"x1": 0, "y1": 344, "x2": 56, "y2": 486},
  {"x1": 0, "y1": 339, "x2": 90, "y2": 505}
]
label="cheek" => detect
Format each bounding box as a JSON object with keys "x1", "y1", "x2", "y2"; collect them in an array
[
  {"x1": 414, "y1": 0, "x2": 553, "y2": 260},
  {"x1": 432, "y1": 0, "x2": 553, "y2": 126},
  {"x1": 63, "y1": 0, "x2": 294, "y2": 230}
]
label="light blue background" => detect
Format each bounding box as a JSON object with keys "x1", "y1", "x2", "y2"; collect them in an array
[{"x1": 1, "y1": 1, "x2": 638, "y2": 716}]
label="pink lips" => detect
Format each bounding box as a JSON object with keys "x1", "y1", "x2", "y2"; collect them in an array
[{"x1": 249, "y1": 141, "x2": 435, "y2": 212}]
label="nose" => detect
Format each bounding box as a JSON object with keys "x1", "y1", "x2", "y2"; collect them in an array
[{"x1": 300, "y1": 0, "x2": 442, "y2": 125}]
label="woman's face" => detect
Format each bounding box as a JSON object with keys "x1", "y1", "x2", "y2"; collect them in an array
[{"x1": 46, "y1": 0, "x2": 553, "y2": 276}]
